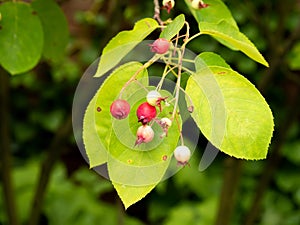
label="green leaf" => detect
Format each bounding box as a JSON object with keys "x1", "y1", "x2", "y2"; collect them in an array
[
  {"x1": 185, "y1": 0, "x2": 238, "y2": 28},
  {"x1": 86, "y1": 61, "x2": 182, "y2": 208},
  {"x1": 107, "y1": 88, "x2": 181, "y2": 208},
  {"x1": 107, "y1": 89, "x2": 180, "y2": 185},
  {"x1": 113, "y1": 182, "x2": 156, "y2": 209},
  {"x1": 32, "y1": 0, "x2": 69, "y2": 63},
  {"x1": 195, "y1": 51, "x2": 231, "y2": 69},
  {"x1": 94, "y1": 18, "x2": 159, "y2": 78},
  {"x1": 199, "y1": 21, "x2": 269, "y2": 67},
  {"x1": 287, "y1": 41, "x2": 300, "y2": 70},
  {"x1": 83, "y1": 62, "x2": 148, "y2": 168},
  {"x1": 0, "y1": 2, "x2": 43, "y2": 75},
  {"x1": 160, "y1": 14, "x2": 185, "y2": 40},
  {"x1": 185, "y1": 0, "x2": 239, "y2": 50},
  {"x1": 186, "y1": 52, "x2": 274, "y2": 159},
  {"x1": 94, "y1": 62, "x2": 148, "y2": 148},
  {"x1": 83, "y1": 96, "x2": 107, "y2": 167},
  {"x1": 185, "y1": 0, "x2": 269, "y2": 66}
]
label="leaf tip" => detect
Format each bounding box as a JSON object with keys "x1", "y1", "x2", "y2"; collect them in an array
[{"x1": 264, "y1": 61, "x2": 270, "y2": 68}]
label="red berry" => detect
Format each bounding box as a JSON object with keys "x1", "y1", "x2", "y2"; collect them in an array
[
  {"x1": 136, "y1": 102, "x2": 157, "y2": 125},
  {"x1": 149, "y1": 38, "x2": 170, "y2": 54},
  {"x1": 135, "y1": 125, "x2": 155, "y2": 146},
  {"x1": 110, "y1": 99, "x2": 130, "y2": 119}
]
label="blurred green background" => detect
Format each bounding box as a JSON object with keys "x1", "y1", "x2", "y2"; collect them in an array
[{"x1": 0, "y1": 0, "x2": 300, "y2": 225}]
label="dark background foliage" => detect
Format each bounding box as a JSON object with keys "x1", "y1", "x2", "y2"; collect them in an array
[{"x1": 0, "y1": 0, "x2": 299, "y2": 225}]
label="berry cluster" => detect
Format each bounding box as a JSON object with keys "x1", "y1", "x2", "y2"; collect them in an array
[
  {"x1": 109, "y1": 37, "x2": 192, "y2": 166},
  {"x1": 110, "y1": 89, "x2": 169, "y2": 146}
]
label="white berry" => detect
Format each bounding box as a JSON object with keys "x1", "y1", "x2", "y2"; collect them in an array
[
  {"x1": 163, "y1": 0, "x2": 175, "y2": 8},
  {"x1": 146, "y1": 90, "x2": 161, "y2": 106},
  {"x1": 161, "y1": 117, "x2": 172, "y2": 127},
  {"x1": 191, "y1": 0, "x2": 200, "y2": 9},
  {"x1": 174, "y1": 146, "x2": 191, "y2": 165}
]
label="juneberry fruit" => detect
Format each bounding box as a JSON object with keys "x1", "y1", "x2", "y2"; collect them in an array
[
  {"x1": 110, "y1": 99, "x2": 130, "y2": 119},
  {"x1": 136, "y1": 102, "x2": 157, "y2": 125},
  {"x1": 147, "y1": 90, "x2": 162, "y2": 106},
  {"x1": 191, "y1": 0, "x2": 209, "y2": 9},
  {"x1": 159, "y1": 117, "x2": 172, "y2": 137},
  {"x1": 188, "y1": 105, "x2": 194, "y2": 113},
  {"x1": 162, "y1": 0, "x2": 175, "y2": 13},
  {"x1": 160, "y1": 117, "x2": 172, "y2": 127},
  {"x1": 135, "y1": 125, "x2": 155, "y2": 146},
  {"x1": 174, "y1": 145, "x2": 191, "y2": 166},
  {"x1": 149, "y1": 38, "x2": 170, "y2": 54}
]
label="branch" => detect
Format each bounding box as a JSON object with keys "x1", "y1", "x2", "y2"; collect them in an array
[
  {"x1": 258, "y1": 18, "x2": 300, "y2": 92},
  {"x1": 214, "y1": 158, "x2": 243, "y2": 225},
  {"x1": 153, "y1": 0, "x2": 164, "y2": 27},
  {"x1": 214, "y1": 3, "x2": 300, "y2": 224},
  {"x1": 27, "y1": 116, "x2": 72, "y2": 225},
  {"x1": 244, "y1": 90, "x2": 300, "y2": 225},
  {"x1": 0, "y1": 68, "x2": 19, "y2": 225}
]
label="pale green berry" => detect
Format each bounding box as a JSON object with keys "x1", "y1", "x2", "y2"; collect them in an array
[
  {"x1": 174, "y1": 146, "x2": 191, "y2": 165},
  {"x1": 161, "y1": 117, "x2": 172, "y2": 127},
  {"x1": 163, "y1": 0, "x2": 175, "y2": 8},
  {"x1": 147, "y1": 90, "x2": 161, "y2": 106}
]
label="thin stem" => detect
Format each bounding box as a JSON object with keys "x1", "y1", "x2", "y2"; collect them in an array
[
  {"x1": 174, "y1": 113, "x2": 184, "y2": 146},
  {"x1": 119, "y1": 55, "x2": 160, "y2": 98},
  {"x1": 153, "y1": 0, "x2": 164, "y2": 27},
  {"x1": 172, "y1": 33, "x2": 180, "y2": 56},
  {"x1": 178, "y1": 85, "x2": 194, "y2": 109},
  {"x1": 0, "y1": 68, "x2": 19, "y2": 225},
  {"x1": 171, "y1": 50, "x2": 182, "y2": 119},
  {"x1": 156, "y1": 61, "x2": 171, "y2": 91},
  {"x1": 133, "y1": 79, "x2": 149, "y2": 93},
  {"x1": 170, "y1": 58, "x2": 195, "y2": 63},
  {"x1": 157, "y1": 62, "x2": 179, "y2": 91}
]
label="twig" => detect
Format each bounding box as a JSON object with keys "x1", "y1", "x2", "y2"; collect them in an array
[
  {"x1": 214, "y1": 3, "x2": 300, "y2": 225},
  {"x1": 0, "y1": 68, "x2": 19, "y2": 225},
  {"x1": 244, "y1": 90, "x2": 300, "y2": 225},
  {"x1": 214, "y1": 158, "x2": 243, "y2": 225},
  {"x1": 153, "y1": 0, "x2": 164, "y2": 27},
  {"x1": 259, "y1": 19, "x2": 300, "y2": 92},
  {"x1": 27, "y1": 116, "x2": 72, "y2": 225}
]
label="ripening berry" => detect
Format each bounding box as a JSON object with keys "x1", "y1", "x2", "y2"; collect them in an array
[
  {"x1": 159, "y1": 117, "x2": 172, "y2": 137},
  {"x1": 174, "y1": 145, "x2": 191, "y2": 165},
  {"x1": 160, "y1": 117, "x2": 172, "y2": 127},
  {"x1": 162, "y1": 0, "x2": 175, "y2": 13},
  {"x1": 110, "y1": 99, "x2": 130, "y2": 119},
  {"x1": 147, "y1": 90, "x2": 162, "y2": 106},
  {"x1": 135, "y1": 125, "x2": 155, "y2": 145},
  {"x1": 191, "y1": 0, "x2": 209, "y2": 9},
  {"x1": 136, "y1": 102, "x2": 157, "y2": 125},
  {"x1": 149, "y1": 38, "x2": 170, "y2": 54},
  {"x1": 188, "y1": 105, "x2": 194, "y2": 113}
]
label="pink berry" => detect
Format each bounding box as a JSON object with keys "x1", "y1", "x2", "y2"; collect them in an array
[
  {"x1": 110, "y1": 99, "x2": 130, "y2": 119},
  {"x1": 135, "y1": 125, "x2": 155, "y2": 146},
  {"x1": 149, "y1": 38, "x2": 170, "y2": 54},
  {"x1": 174, "y1": 146, "x2": 191, "y2": 166},
  {"x1": 136, "y1": 102, "x2": 157, "y2": 125}
]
